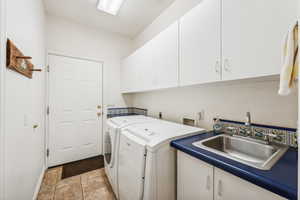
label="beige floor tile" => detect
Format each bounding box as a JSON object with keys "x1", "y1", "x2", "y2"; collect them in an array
[
  {"x1": 81, "y1": 169, "x2": 104, "y2": 187},
  {"x1": 37, "y1": 167, "x2": 63, "y2": 200},
  {"x1": 55, "y1": 176, "x2": 83, "y2": 200},
  {"x1": 37, "y1": 184, "x2": 55, "y2": 200},
  {"x1": 38, "y1": 167, "x2": 115, "y2": 200},
  {"x1": 44, "y1": 167, "x2": 63, "y2": 186},
  {"x1": 81, "y1": 173, "x2": 116, "y2": 200}
]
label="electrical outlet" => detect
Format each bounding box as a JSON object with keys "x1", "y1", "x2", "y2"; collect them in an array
[{"x1": 159, "y1": 112, "x2": 162, "y2": 119}]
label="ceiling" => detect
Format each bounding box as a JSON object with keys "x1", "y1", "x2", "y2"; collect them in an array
[{"x1": 43, "y1": 0, "x2": 175, "y2": 38}]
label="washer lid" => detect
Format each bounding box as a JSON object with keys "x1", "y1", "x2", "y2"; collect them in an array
[
  {"x1": 123, "y1": 120, "x2": 205, "y2": 149},
  {"x1": 108, "y1": 115, "x2": 156, "y2": 128}
]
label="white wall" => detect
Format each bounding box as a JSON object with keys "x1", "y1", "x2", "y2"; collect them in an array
[
  {"x1": 4, "y1": 0, "x2": 46, "y2": 199},
  {"x1": 132, "y1": 80, "x2": 298, "y2": 130},
  {"x1": 0, "y1": 0, "x2": 6, "y2": 199},
  {"x1": 133, "y1": 0, "x2": 202, "y2": 50},
  {"x1": 46, "y1": 15, "x2": 133, "y2": 110}
]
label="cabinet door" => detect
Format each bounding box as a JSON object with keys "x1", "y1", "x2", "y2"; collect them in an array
[
  {"x1": 121, "y1": 55, "x2": 133, "y2": 93},
  {"x1": 152, "y1": 21, "x2": 179, "y2": 89},
  {"x1": 138, "y1": 39, "x2": 156, "y2": 91},
  {"x1": 121, "y1": 51, "x2": 141, "y2": 93},
  {"x1": 179, "y1": 0, "x2": 221, "y2": 86},
  {"x1": 121, "y1": 22, "x2": 179, "y2": 93},
  {"x1": 222, "y1": 0, "x2": 298, "y2": 80},
  {"x1": 177, "y1": 151, "x2": 214, "y2": 200},
  {"x1": 214, "y1": 168, "x2": 286, "y2": 200}
]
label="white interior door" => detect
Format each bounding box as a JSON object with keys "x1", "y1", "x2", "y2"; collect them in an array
[{"x1": 48, "y1": 54, "x2": 103, "y2": 167}]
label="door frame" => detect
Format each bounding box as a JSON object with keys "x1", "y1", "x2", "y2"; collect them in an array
[
  {"x1": 45, "y1": 51, "x2": 104, "y2": 168},
  {"x1": 0, "y1": 0, "x2": 6, "y2": 198}
]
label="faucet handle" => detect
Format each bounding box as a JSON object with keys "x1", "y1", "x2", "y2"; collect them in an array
[
  {"x1": 266, "y1": 131, "x2": 283, "y2": 143},
  {"x1": 239, "y1": 127, "x2": 251, "y2": 136},
  {"x1": 225, "y1": 126, "x2": 238, "y2": 135}
]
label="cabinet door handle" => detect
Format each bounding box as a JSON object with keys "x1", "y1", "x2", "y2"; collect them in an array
[
  {"x1": 206, "y1": 175, "x2": 211, "y2": 190},
  {"x1": 224, "y1": 59, "x2": 230, "y2": 72},
  {"x1": 215, "y1": 61, "x2": 220, "y2": 74},
  {"x1": 218, "y1": 180, "x2": 222, "y2": 196}
]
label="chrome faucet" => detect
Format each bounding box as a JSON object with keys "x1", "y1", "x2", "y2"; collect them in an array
[
  {"x1": 244, "y1": 112, "x2": 253, "y2": 136},
  {"x1": 245, "y1": 112, "x2": 251, "y2": 127}
]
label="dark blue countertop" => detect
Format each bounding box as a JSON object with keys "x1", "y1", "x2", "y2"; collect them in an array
[{"x1": 171, "y1": 131, "x2": 298, "y2": 200}]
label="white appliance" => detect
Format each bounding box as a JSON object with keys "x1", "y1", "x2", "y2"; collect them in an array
[
  {"x1": 118, "y1": 120, "x2": 205, "y2": 200},
  {"x1": 104, "y1": 115, "x2": 158, "y2": 197}
]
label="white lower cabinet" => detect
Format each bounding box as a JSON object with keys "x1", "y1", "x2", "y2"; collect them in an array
[
  {"x1": 178, "y1": 151, "x2": 214, "y2": 200},
  {"x1": 178, "y1": 151, "x2": 286, "y2": 200},
  {"x1": 214, "y1": 168, "x2": 285, "y2": 200}
]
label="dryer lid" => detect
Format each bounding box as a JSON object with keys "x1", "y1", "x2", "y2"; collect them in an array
[
  {"x1": 108, "y1": 115, "x2": 156, "y2": 128},
  {"x1": 123, "y1": 120, "x2": 205, "y2": 149}
]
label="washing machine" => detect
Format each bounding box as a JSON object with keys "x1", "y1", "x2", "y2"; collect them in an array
[
  {"x1": 104, "y1": 115, "x2": 158, "y2": 198},
  {"x1": 117, "y1": 120, "x2": 205, "y2": 200}
]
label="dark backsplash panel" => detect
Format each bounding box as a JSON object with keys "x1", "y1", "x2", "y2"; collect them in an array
[{"x1": 107, "y1": 107, "x2": 147, "y2": 118}]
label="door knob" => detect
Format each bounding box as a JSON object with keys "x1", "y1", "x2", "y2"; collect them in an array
[
  {"x1": 33, "y1": 124, "x2": 38, "y2": 129},
  {"x1": 97, "y1": 112, "x2": 102, "y2": 117},
  {"x1": 97, "y1": 105, "x2": 102, "y2": 109}
]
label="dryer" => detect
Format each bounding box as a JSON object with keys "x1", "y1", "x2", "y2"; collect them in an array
[
  {"x1": 118, "y1": 120, "x2": 205, "y2": 200},
  {"x1": 104, "y1": 115, "x2": 158, "y2": 197}
]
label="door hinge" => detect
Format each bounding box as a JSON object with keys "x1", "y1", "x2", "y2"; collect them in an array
[
  {"x1": 46, "y1": 149, "x2": 50, "y2": 157},
  {"x1": 47, "y1": 65, "x2": 50, "y2": 72},
  {"x1": 46, "y1": 106, "x2": 50, "y2": 115}
]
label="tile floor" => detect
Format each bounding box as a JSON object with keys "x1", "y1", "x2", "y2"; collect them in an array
[{"x1": 37, "y1": 167, "x2": 116, "y2": 200}]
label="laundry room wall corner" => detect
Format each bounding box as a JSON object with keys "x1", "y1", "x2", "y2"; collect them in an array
[{"x1": 0, "y1": 0, "x2": 6, "y2": 199}]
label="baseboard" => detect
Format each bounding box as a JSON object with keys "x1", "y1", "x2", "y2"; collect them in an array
[{"x1": 32, "y1": 165, "x2": 46, "y2": 200}]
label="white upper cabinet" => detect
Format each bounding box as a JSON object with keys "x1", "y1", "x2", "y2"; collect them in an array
[
  {"x1": 121, "y1": 0, "x2": 298, "y2": 93},
  {"x1": 222, "y1": 0, "x2": 298, "y2": 80},
  {"x1": 121, "y1": 55, "x2": 133, "y2": 93},
  {"x1": 121, "y1": 22, "x2": 179, "y2": 93},
  {"x1": 121, "y1": 51, "x2": 142, "y2": 93},
  {"x1": 179, "y1": 0, "x2": 221, "y2": 86},
  {"x1": 152, "y1": 22, "x2": 179, "y2": 90}
]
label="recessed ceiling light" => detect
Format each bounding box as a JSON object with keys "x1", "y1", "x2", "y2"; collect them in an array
[{"x1": 97, "y1": 0, "x2": 125, "y2": 15}]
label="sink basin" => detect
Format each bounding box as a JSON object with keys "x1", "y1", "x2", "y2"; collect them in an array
[{"x1": 193, "y1": 134, "x2": 288, "y2": 170}]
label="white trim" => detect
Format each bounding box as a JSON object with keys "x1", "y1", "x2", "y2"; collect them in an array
[
  {"x1": 47, "y1": 50, "x2": 104, "y2": 64},
  {"x1": 0, "y1": 0, "x2": 6, "y2": 199},
  {"x1": 32, "y1": 166, "x2": 46, "y2": 200},
  {"x1": 45, "y1": 51, "x2": 104, "y2": 167}
]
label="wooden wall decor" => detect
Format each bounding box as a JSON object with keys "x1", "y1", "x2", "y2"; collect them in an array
[{"x1": 6, "y1": 39, "x2": 42, "y2": 79}]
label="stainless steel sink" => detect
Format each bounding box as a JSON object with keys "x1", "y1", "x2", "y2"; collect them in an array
[{"x1": 193, "y1": 134, "x2": 288, "y2": 170}]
